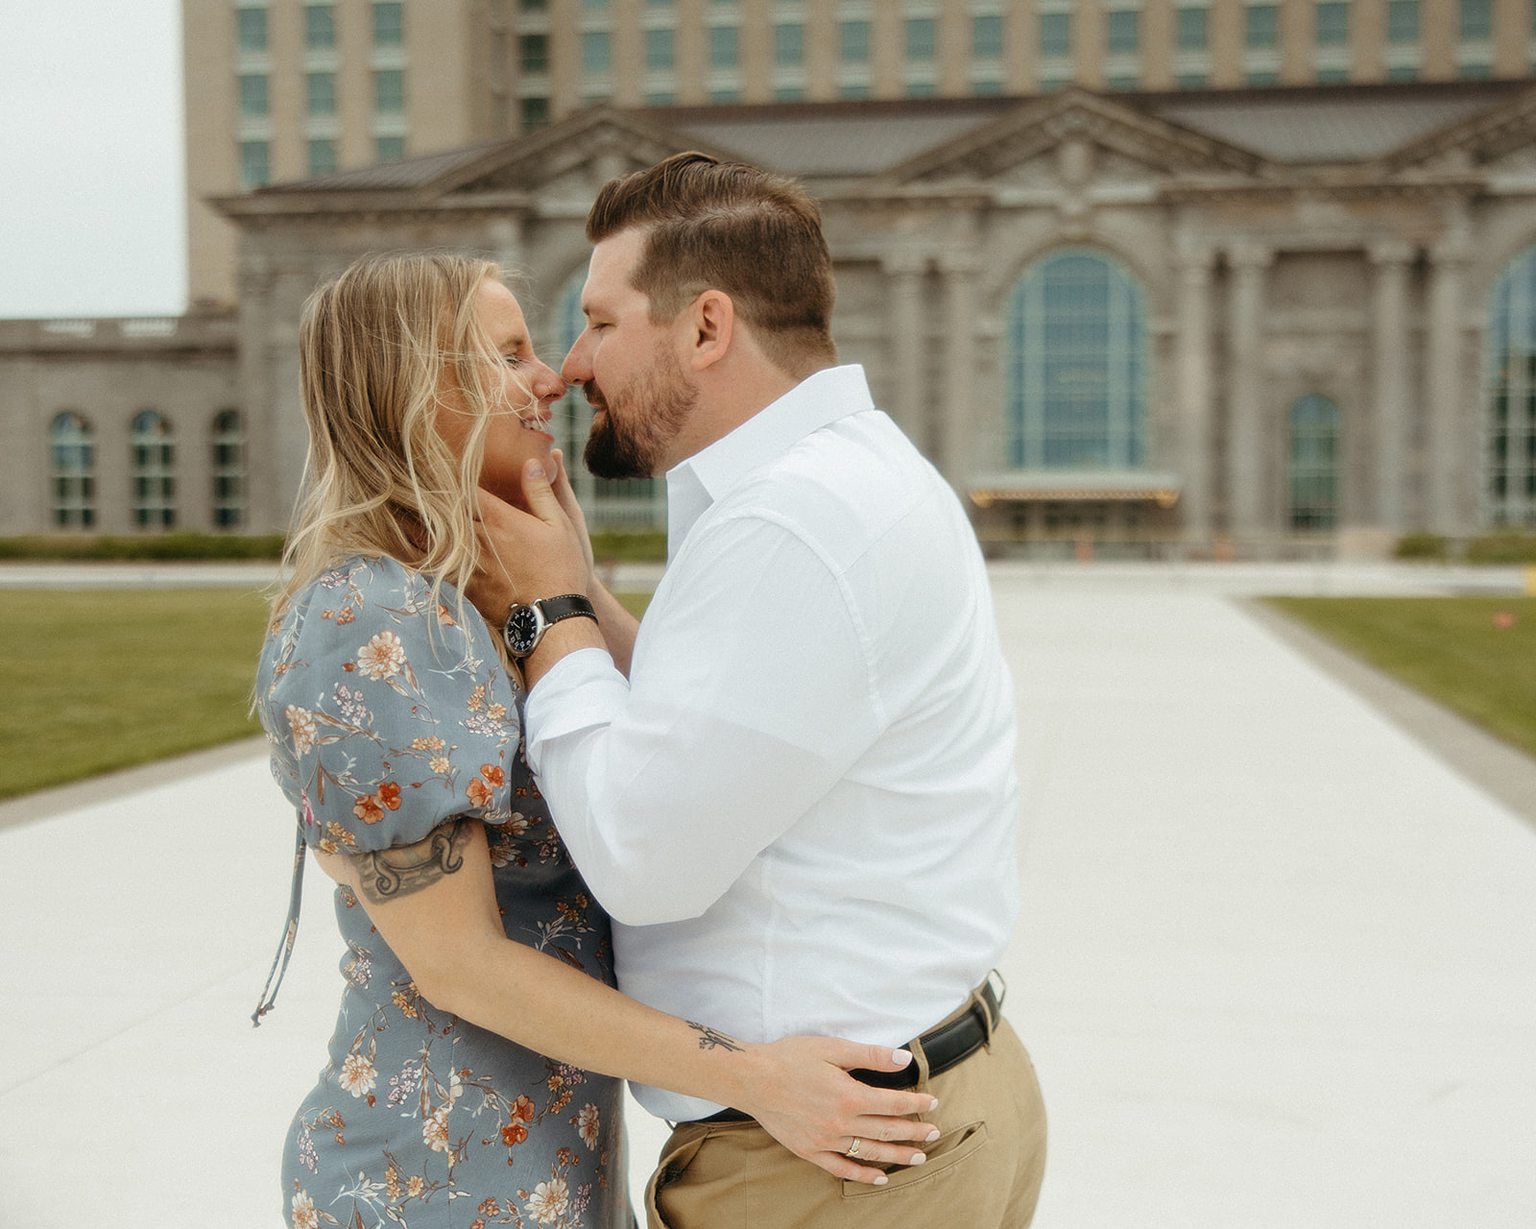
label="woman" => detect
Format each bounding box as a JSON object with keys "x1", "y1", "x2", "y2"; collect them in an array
[{"x1": 252, "y1": 253, "x2": 937, "y2": 1229}]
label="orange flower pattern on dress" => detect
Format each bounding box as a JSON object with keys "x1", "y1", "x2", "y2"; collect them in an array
[{"x1": 256, "y1": 557, "x2": 621, "y2": 1228}]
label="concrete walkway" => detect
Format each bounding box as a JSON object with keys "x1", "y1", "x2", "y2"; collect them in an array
[{"x1": 2, "y1": 565, "x2": 1533, "y2": 1226}]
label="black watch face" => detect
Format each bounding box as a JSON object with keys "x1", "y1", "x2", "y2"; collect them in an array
[{"x1": 504, "y1": 605, "x2": 541, "y2": 656}]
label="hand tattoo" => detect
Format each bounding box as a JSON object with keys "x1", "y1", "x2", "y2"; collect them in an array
[
  {"x1": 688, "y1": 1022, "x2": 745, "y2": 1053},
  {"x1": 356, "y1": 816, "x2": 472, "y2": 903}
]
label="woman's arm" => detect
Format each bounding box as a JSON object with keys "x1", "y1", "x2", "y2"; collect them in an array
[{"x1": 317, "y1": 818, "x2": 938, "y2": 1185}]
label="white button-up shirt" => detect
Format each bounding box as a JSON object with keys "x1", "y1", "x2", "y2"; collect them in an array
[{"x1": 526, "y1": 364, "x2": 1020, "y2": 1122}]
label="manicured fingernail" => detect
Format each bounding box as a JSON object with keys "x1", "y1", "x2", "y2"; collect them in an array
[
  {"x1": 910, "y1": 1152, "x2": 927, "y2": 1165},
  {"x1": 925, "y1": 1128, "x2": 941, "y2": 1142},
  {"x1": 874, "y1": 1174, "x2": 889, "y2": 1186},
  {"x1": 927, "y1": 1096, "x2": 940, "y2": 1111},
  {"x1": 892, "y1": 1048, "x2": 912, "y2": 1065},
  {"x1": 525, "y1": 459, "x2": 543, "y2": 478}
]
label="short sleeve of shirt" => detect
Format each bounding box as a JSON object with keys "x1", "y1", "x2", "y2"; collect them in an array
[{"x1": 255, "y1": 556, "x2": 519, "y2": 855}]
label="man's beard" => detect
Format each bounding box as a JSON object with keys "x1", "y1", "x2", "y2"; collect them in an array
[{"x1": 583, "y1": 343, "x2": 697, "y2": 480}]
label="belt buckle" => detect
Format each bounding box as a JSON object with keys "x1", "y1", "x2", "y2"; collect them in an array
[{"x1": 984, "y1": 968, "x2": 1007, "y2": 1016}]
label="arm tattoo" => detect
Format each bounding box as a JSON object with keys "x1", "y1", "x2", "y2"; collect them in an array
[
  {"x1": 688, "y1": 1022, "x2": 745, "y2": 1053},
  {"x1": 356, "y1": 816, "x2": 472, "y2": 903}
]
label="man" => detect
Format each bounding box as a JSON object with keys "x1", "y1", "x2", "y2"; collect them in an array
[{"x1": 474, "y1": 151, "x2": 1046, "y2": 1228}]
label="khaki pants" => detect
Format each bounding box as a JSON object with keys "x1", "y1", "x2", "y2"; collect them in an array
[{"x1": 643, "y1": 1014, "x2": 1047, "y2": 1229}]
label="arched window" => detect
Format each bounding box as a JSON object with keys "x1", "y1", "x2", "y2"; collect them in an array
[
  {"x1": 50, "y1": 412, "x2": 95, "y2": 529},
  {"x1": 211, "y1": 409, "x2": 245, "y2": 529},
  {"x1": 552, "y1": 273, "x2": 665, "y2": 530},
  {"x1": 1288, "y1": 394, "x2": 1340, "y2": 531},
  {"x1": 1487, "y1": 246, "x2": 1536, "y2": 527},
  {"x1": 1005, "y1": 249, "x2": 1148, "y2": 470},
  {"x1": 131, "y1": 409, "x2": 176, "y2": 529}
]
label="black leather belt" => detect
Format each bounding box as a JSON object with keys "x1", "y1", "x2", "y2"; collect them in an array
[{"x1": 694, "y1": 975, "x2": 1004, "y2": 1126}]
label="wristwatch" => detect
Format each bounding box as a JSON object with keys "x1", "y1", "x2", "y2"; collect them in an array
[{"x1": 502, "y1": 593, "x2": 598, "y2": 659}]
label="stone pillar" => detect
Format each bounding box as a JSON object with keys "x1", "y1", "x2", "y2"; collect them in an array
[
  {"x1": 938, "y1": 251, "x2": 979, "y2": 492},
  {"x1": 1226, "y1": 243, "x2": 1272, "y2": 547},
  {"x1": 1369, "y1": 240, "x2": 1414, "y2": 532},
  {"x1": 1426, "y1": 231, "x2": 1468, "y2": 535},
  {"x1": 1175, "y1": 244, "x2": 1216, "y2": 544},
  {"x1": 489, "y1": 216, "x2": 526, "y2": 281},
  {"x1": 883, "y1": 252, "x2": 927, "y2": 448}
]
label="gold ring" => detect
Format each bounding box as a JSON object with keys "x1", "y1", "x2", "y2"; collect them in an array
[{"x1": 846, "y1": 1137, "x2": 862, "y2": 1158}]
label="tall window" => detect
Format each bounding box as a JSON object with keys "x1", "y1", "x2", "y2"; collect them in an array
[
  {"x1": 583, "y1": 30, "x2": 612, "y2": 72},
  {"x1": 840, "y1": 19, "x2": 870, "y2": 62},
  {"x1": 239, "y1": 73, "x2": 268, "y2": 117},
  {"x1": 374, "y1": 69, "x2": 405, "y2": 112},
  {"x1": 1386, "y1": 0, "x2": 1419, "y2": 42},
  {"x1": 1040, "y1": 12, "x2": 1071, "y2": 57},
  {"x1": 372, "y1": 1, "x2": 403, "y2": 46},
  {"x1": 236, "y1": 6, "x2": 268, "y2": 52},
  {"x1": 1315, "y1": 1, "x2": 1350, "y2": 45},
  {"x1": 1176, "y1": 5, "x2": 1209, "y2": 49},
  {"x1": 305, "y1": 4, "x2": 335, "y2": 48},
  {"x1": 906, "y1": 17, "x2": 937, "y2": 61},
  {"x1": 1486, "y1": 246, "x2": 1536, "y2": 526},
  {"x1": 306, "y1": 71, "x2": 336, "y2": 114},
  {"x1": 1005, "y1": 251, "x2": 1148, "y2": 471},
  {"x1": 775, "y1": 22, "x2": 804, "y2": 66},
  {"x1": 1107, "y1": 9, "x2": 1140, "y2": 53},
  {"x1": 1459, "y1": 0, "x2": 1492, "y2": 39},
  {"x1": 240, "y1": 140, "x2": 270, "y2": 188},
  {"x1": 709, "y1": 25, "x2": 739, "y2": 68},
  {"x1": 646, "y1": 28, "x2": 674, "y2": 70},
  {"x1": 1288, "y1": 395, "x2": 1340, "y2": 530},
  {"x1": 974, "y1": 14, "x2": 1004, "y2": 58},
  {"x1": 131, "y1": 411, "x2": 176, "y2": 530},
  {"x1": 376, "y1": 135, "x2": 406, "y2": 161},
  {"x1": 1246, "y1": 3, "x2": 1279, "y2": 46},
  {"x1": 554, "y1": 276, "x2": 664, "y2": 528},
  {"x1": 50, "y1": 412, "x2": 95, "y2": 529},
  {"x1": 212, "y1": 410, "x2": 246, "y2": 529},
  {"x1": 522, "y1": 33, "x2": 550, "y2": 71},
  {"x1": 307, "y1": 138, "x2": 337, "y2": 176}
]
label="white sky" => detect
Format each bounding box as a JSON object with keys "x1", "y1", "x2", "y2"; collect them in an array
[{"x1": 0, "y1": 0, "x2": 186, "y2": 318}]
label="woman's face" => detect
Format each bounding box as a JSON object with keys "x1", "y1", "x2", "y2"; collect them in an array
[{"x1": 439, "y1": 278, "x2": 566, "y2": 508}]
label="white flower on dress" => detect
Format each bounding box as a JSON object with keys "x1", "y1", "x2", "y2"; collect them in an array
[
  {"x1": 285, "y1": 706, "x2": 317, "y2": 755},
  {"x1": 338, "y1": 1052, "x2": 377, "y2": 1098},
  {"x1": 575, "y1": 1103, "x2": 601, "y2": 1150},
  {"x1": 423, "y1": 1106, "x2": 451, "y2": 1153},
  {"x1": 356, "y1": 630, "x2": 407, "y2": 680},
  {"x1": 525, "y1": 1177, "x2": 570, "y2": 1225},
  {"x1": 291, "y1": 1189, "x2": 320, "y2": 1229}
]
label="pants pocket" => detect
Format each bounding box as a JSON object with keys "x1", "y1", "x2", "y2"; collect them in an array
[{"x1": 840, "y1": 1120, "x2": 991, "y2": 1200}]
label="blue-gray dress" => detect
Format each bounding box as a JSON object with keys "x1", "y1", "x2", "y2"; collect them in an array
[{"x1": 253, "y1": 556, "x2": 630, "y2": 1229}]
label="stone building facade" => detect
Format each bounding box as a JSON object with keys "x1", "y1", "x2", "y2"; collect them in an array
[{"x1": 7, "y1": 82, "x2": 1536, "y2": 553}]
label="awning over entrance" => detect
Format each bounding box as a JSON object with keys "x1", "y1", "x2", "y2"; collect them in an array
[{"x1": 967, "y1": 470, "x2": 1183, "y2": 509}]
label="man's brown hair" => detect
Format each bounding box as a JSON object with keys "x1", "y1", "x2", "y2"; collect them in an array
[{"x1": 586, "y1": 151, "x2": 837, "y2": 376}]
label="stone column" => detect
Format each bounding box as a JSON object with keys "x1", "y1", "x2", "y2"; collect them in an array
[
  {"x1": 938, "y1": 250, "x2": 979, "y2": 492},
  {"x1": 1175, "y1": 244, "x2": 1216, "y2": 545},
  {"x1": 1426, "y1": 231, "x2": 1468, "y2": 535},
  {"x1": 1226, "y1": 243, "x2": 1272, "y2": 547},
  {"x1": 1369, "y1": 240, "x2": 1414, "y2": 532},
  {"x1": 489, "y1": 216, "x2": 526, "y2": 280},
  {"x1": 883, "y1": 251, "x2": 927, "y2": 448}
]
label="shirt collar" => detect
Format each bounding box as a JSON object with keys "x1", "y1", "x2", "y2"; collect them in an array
[{"x1": 665, "y1": 364, "x2": 874, "y2": 557}]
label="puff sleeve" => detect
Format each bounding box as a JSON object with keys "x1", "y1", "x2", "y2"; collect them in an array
[{"x1": 256, "y1": 556, "x2": 520, "y2": 855}]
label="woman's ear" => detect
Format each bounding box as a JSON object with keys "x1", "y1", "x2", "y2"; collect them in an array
[{"x1": 686, "y1": 289, "x2": 734, "y2": 373}]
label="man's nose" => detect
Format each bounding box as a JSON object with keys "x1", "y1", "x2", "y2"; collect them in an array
[{"x1": 562, "y1": 332, "x2": 593, "y2": 385}]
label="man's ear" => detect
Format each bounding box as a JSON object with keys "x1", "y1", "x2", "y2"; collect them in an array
[{"x1": 685, "y1": 289, "x2": 734, "y2": 373}]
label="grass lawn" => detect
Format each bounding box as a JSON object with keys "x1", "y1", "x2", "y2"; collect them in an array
[
  {"x1": 1265, "y1": 596, "x2": 1536, "y2": 760},
  {"x1": 1, "y1": 586, "x2": 654, "y2": 801}
]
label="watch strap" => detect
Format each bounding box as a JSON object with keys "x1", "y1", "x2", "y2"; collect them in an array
[{"x1": 536, "y1": 593, "x2": 597, "y2": 626}]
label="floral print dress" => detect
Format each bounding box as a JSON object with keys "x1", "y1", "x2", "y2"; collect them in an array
[{"x1": 254, "y1": 556, "x2": 631, "y2": 1229}]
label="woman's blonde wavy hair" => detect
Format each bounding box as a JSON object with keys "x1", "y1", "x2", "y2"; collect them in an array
[{"x1": 272, "y1": 251, "x2": 527, "y2": 632}]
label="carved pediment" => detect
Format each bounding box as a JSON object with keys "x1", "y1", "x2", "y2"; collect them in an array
[
  {"x1": 440, "y1": 108, "x2": 734, "y2": 198},
  {"x1": 884, "y1": 88, "x2": 1267, "y2": 187},
  {"x1": 1378, "y1": 84, "x2": 1536, "y2": 174}
]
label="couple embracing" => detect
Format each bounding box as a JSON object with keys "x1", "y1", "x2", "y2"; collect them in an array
[{"x1": 253, "y1": 151, "x2": 1046, "y2": 1229}]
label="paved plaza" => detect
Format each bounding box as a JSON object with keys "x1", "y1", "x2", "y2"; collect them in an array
[{"x1": 2, "y1": 563, "x2": 1534, "y2": 1227}]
